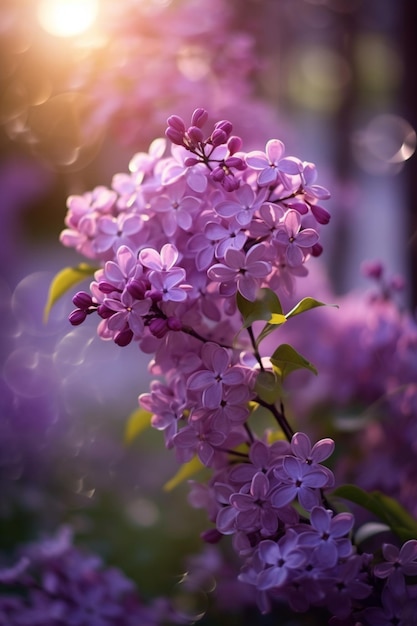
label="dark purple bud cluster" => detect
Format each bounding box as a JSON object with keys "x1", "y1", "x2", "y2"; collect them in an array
[
  {"x1": 165, "y1": 109, "x2": 247, "y2": 191},
  {"x1": 69, "y1": 291, "x2": 98, "y2": 326}
]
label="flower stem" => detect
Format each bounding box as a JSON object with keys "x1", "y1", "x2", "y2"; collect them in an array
[
  {"x1": 254, "y1": 396, "x2": 294, "y2": 442},
  {"x1": 247, "y1": 325, "x2": 264, "y2": 371}
]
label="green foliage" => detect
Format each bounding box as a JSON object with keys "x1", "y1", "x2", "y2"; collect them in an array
[
  {"x1": 237, "y1": 289, "x2": 334, "y2": 348},
  {"x1": 270, "y1": 344, "x2": 318, "y2": 380},
  {"x1": 333, "y1": 484, "x2": 417, "y2": 542},
  {"x1": 44, "y1": 263, "x2": 97, "y2": 322},
  {"x1": 163, "y1": 456, "x2": 205, "y2": 491},
  {"x1": 236, "y1": 288, "x2": 286, "y2": 346},
  {"x1": 237, "y1": 288, "x2": 284, "y2": 326},
  {"x1": 125, "y1": 408, "x2": 153, "y2": 444}
]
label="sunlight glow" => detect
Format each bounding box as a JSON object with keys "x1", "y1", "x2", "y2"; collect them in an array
[{"x1": 37, "y1": 0, "x2": 99, "y2": 38}]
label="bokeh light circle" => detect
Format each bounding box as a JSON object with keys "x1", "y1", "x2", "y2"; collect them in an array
[
  {"x1": 3, "y1": 347, "x2": 55, "y2": 398},
  {"x1": 37, "y1": 0, "x2": 99, "y2": 38},
  {"x1": 353, "y1": 114, "x2": 416, "y2": 175}
]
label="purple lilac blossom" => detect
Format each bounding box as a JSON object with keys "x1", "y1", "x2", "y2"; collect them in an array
[
  {"x1": 373, "y1": 540, "x2": 417, "y2": 594},
  {"x1": 0, "y1": 526, "x2": 187, "y2": 626},
  {"x1": 58, "y1": 108, "x2": 414, "y2": 622}
]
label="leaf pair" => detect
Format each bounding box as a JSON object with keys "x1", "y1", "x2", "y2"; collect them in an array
[
  {"x1": 238, "y1": 289, "x2": 330, "y2": 404},
  {"x1": 236, "y1": 287, "x2": 332, "y2": 348}
]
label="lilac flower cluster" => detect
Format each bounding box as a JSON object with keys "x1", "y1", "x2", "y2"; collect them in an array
[
  {"x1": 188, "y1": 433, "x2": 376, "y2": 620},
  {"x1": 62, "y1": 108, "x2": 329, "y2": 462},
  {"x1": 63, "y1": 107, "x2": 329, "y2": 341},
  {"x1": 0, "y1": 526, "x2": 185, "y2": 626},
  {"x1": 58, "y1": 110, "x2": 417, "y2": 623}
]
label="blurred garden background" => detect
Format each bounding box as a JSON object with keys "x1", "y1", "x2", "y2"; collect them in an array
[{"x1": 0, "y1": 1, "x2": 416, "y2": 624}]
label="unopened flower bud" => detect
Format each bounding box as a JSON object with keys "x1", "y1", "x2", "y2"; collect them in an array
[
  {"x1": 98, "y1": 304, "x2": 114, "y2": 319},
  {"x1": 191, "y1": 108, "x2": 208, "y2": 128},
  {"x1": 184, "y1": 156, "x2": 200, "y2": 167},
  {"x1": 114, "y1": 329, "x2": 133, "y2": 347},
  {"x1": 311, "y1": 204, "x2": 331, "y2": 225},
  {"x1": 69, "y1": 309, "x2": 87, "y2": 326},
  {"x1": 225, "y1": 156, "x2": 246, "y2": 170},
  {"x1": 167, "y1": 114, "x2": 186, "y2": 132},
  {"x1": 149, "y1": 318, "x2": 168, "y2": 338},
  {"x1": 187, "y1": 126, "x2": 204, "y2": 146},
  {"x1": 210, "y1": 167, "x2": 225, "y2": 182},
  {"x1": 210, "y1": 129, "x2": 227, "y2": 147},
  {"x1": 311, "y1": 242, "x2": 323, "y2": 257},
  {"x1": 98, "y1": 281, "x2": 117, "y2": 294},
  {"x1": 227, "y1": 135, "x2": 242, "y2": 154},
  {"x1": 72, "y1": 291, "x2": 93, "y2": 309},
  {"x1": 127, "y1": 278, "x2": 147, "y2": 299},
  {"x1": 165, "y1": 127, "x2": 185, "y2": 146},
  {"x1": 214, "y1": 120, "x2": 233, "y2": 136}
]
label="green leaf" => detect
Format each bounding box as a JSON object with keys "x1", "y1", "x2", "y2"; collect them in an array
[
  {"x1": 270, "y1": 344, "x2": 317, "y2": 380},
  {"x1": 332, "y1": 484, "x2": 417, "y2": 542},
  {"x1": 255, "y1": 369, "x2": 282, "y2": 404},
  {"x1": 285, "y1": 297, "x2": 334, "y2": 320},
  {"x1": 43, "y1": 263, "x2": 97, "y2": 322},
  {"x1": 255, "y1": 316, "x2": 288, "y2": 347},
  {"x1": 237, "y1": 288, "x2": 285, "y2": 328},
  {"x1": 163, "y1": 456, "x2": 204, "y2": 492},
  {"x1": 124, "y1": 408, "x2": 152, "y2": 444}
]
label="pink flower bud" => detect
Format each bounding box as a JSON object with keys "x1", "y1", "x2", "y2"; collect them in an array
[
  {"x1": 227, "y1": 135, "x2": 242, "y2": 154},
  {"x1": 184, "y1": 156, "x2": 200, "y2": 167},
  {"x1": 210, "y1": 129, "x2": 227, "y2": 147},
  {"x1": 222, "y1": 175, "x2": 240, "y2": 192},
  {"x1": 311, "y1": 204, "x2": 331, "y2": 225},
  {"x1": 214, "y1": 120, "x2": 233, "y2": 136},
  {"x1": 98, "y1": 281, "x2": 118, "y2": 294},
  {"x1": 165, "y1": 127, "x2": 185, "y2": 146},
  {"x1": 191, "y1": 108, "x2": 208, "y2": 128},
  {"x1": 149, "y1": 318, "x2": 168, "y2": 338},
  {"x1": 167, "y1": 114, "x2": 186, "y2": 132},
  {"x1": 187, "y1": 125, "x2": 204, "y2": 145},
  {"x1": 225, "y1": 156, "x2": 246, "y2": 170},
  {"x1": 210, "y1": 167, "x2": 225, "y2": 182}
]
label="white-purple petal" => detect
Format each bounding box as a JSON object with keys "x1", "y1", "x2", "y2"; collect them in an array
[
  {"x1": 296, "y1": 228, "x2": 319, "y2": 248},
  {"x1": 266, "y1": 139, "x2": 285, "y2": 163},
  {"x1": 286, "y1": 243, "x2": 304, "y2": 267},
  {"x1": 330, "y1": 513, "x2": 354, "y2": 538},
  {"x1": 310, "y1": 506, "x2": 331, "y2": 533},
  {"x1": 291, "y1": 432, "x2": 312, "y2": 459},
  {"x1": 245, "y1": 151, "x2": 269, "y2": 169}
]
